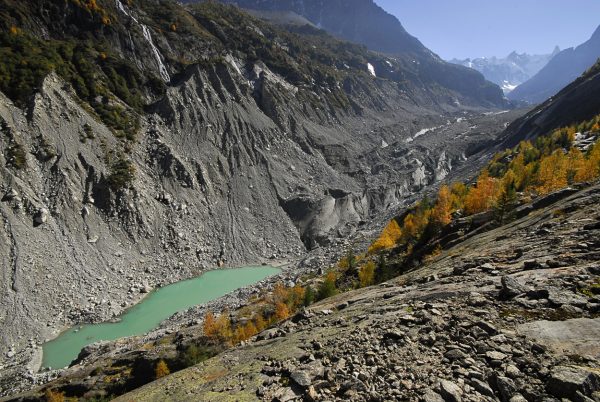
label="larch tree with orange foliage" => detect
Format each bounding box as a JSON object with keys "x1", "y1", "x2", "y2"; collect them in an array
[
  {"x1": 358, "y1": 260, "x2": 376, "y2": 287},
  {"x1": 579, "y1": 144, "x2": 600, "y2": 182},
  {"x1": 254, "y1": 313, "x2": 267, "y2": 332},
  {"x1": 431, "y1": 185, "x2": 453, "y2": 228},
  {"x1": 234, "y1": 321, "x2": 258, "y2": 343},
  {"x1": 274, "y1": 301, "x2": 290, "y2": 321},
  {"x1": 368, "y1": 219, "x2": 402, "y2": 253},
  {"x1": 464, "y1": 170, "x2": 499, "y2": 214},
  {"x1": 44, "y1": 389, "x2": 65, "y2": 402},
  {"x1": 536, "y1": 150, "x2": 569, "y2": 194},
  {"x1": 203, "y1": 312, "x2": 218, "y2": 339},
  {"x1": 154, "y1": 359, "x2": 170, "y2": 379}
]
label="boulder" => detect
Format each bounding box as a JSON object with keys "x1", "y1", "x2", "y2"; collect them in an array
[
  {"x1": 290, "y1": 370, "x2": 312, "y2": 387},
  {"x1": 546, "y1": 366, "x2": 600, "y2": 398},
  {"x1": 33, "y1": 208, "x2": 49, "y2": 226},
  {"x1": 422, "y1": 390, "x2": 445, "y2": 402},
  {"x1": 470, "y1": 378, "x2": 494, "y2": 397},
  {"x1": 499, "y1": 276, "x2": 529, "y2": 299},
  {"x1": 547, "y1": 287, "x2": 588, "y2": 307},
  {"x1": 439, "y1": 380, "x2": 462, "y2": 402}
]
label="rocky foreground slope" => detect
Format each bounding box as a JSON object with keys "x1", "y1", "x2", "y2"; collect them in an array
[{"x1": 110, "y1": 182, "x2": 600, "y2": 402}]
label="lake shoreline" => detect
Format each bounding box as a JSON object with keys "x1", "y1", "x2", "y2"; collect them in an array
[{"x1": 39, "y1": 262, "x2": 289, "y2": 370}]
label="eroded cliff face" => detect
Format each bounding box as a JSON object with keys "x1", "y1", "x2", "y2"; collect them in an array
[{"x1": 0, "y1": 0, "x2": 518, "y2": 391}]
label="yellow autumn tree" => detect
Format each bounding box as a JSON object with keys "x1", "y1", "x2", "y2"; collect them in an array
[
  {"x1": 464, "y1": 170, "x2": 499, "y2": 214},
  {"x1": 254, "y1": 313, "x2": 267, "y2": 332},
  {"x1": 288, "y1": 285, "x2": 305, "y2": 310},
  {"x1": 273, "y1": 283, "x2": 289, "y2": 305},
  {"x1": 567, "y1": 148, "x2": 588, "y2": 183},
  {"x1": 215, "y1": 312, "x2": 233, "y2": 342},
  {"x1": 203, "y1": 311, "x2": 232, "y2": 343},
  {"x1": 274, "y1": 301, "x2": 290, "y2": 321},
  {"x1": 154, "y1": 360, "x2": 170, "y2": 379},
  {"x1": 203, "y1": 312, "x2": 218, "y2": 339},
  {"x1": 581, "y1": 143, "x2": 600, "y2": 182},
  {"x1": 401, "y1": 213, "x2": 419, "y2": 244},
  {"x1": 368, "y1": 219, "x2": 402, "y2": 253},
  {"x1": 508, "y1": 151, "x2": 534, "y2": 191},
  {"x1": 536, "y1": 149, "x2": 569, "y2": 194},
  {"x1": 358, "y1": 261, "x2": 376, "y2": 287},
  {"x1": 450, "y1": 182, "x2": 468, "y2": 209},
  {"x1": 44, "y1": 389, "x2": 64, "y2": 402},
  {"x1": 234, "y1": 321, "x2": 258, "y2": 343},
  {"x1": 431, "y1": 185, "x2": 453, "y2": 227}
]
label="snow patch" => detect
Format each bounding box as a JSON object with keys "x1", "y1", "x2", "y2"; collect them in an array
[
  {"x1": 406, "y1": 125, "x2": 442, "y2": 143},
  {"x1": 367, "y1": 63, "x2": 376, "y2": 77},
  {"x1": 501, "y1": 80, "x2": 518, "y2": 94}
]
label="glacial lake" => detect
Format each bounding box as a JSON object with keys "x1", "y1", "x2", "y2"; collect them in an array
[{"x1": 42, "y1": 265, "x2": 281, "y2": 369}]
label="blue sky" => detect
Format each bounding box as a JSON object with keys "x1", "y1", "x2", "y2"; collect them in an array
[{"x1": 374, "y1": 0, "x2": 600, "y2": 60}]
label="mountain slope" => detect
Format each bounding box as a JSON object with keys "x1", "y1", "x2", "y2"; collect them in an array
[
  {"x1": 450, "y1": 48, "x2": 559, "y2": 94},
  {"x1": 201, "y1": 0, "x2": 506, "y2": 107},
  {"x1": 500, "y1": 59, "x2": 600, "y2": 148},
  {"x1": 508, "y1": 25, "x2": 600, "y2": 104},
  {"x1": 111, "y1": 181, "x2": 600, "y2": 402}
]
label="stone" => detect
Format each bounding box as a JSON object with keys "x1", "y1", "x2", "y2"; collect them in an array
[
  {"x1": 495, "y1": 376, "x2": 517, "y2": 402},
  {"x1": 508, "y1": 395, "x2": 528, "y2": 402},
  {"x1": 505, "y1": 364, "x2": 522, "y2": 379},
  {"x1": 445, "y1": 349, "x2": 467, "y2": 361},
  {"x1": 546, "y1": 366, "x2": 600, "y2": 399},
  {"x1": 439, "y1": 380, "x2": 462, "y2": 402},
  {"x1": 480, "y1": 263, "x2": 495, "y2": 272},
  {"x1": 523, "y1": 260, "x2": 542, "y2": 270},
  {"x1": 485, "y1": 351, "x2": 507, "y2": 361},
  {"x1": 470, "y1": 378, "x2": 494, "y2": 397},
  {"x1": 422, "y1": 390, "x2": 445, "y2": 402},
  {"x1": 383, "y1": 331, "x2": 404, "y2": 341},
  {"x1": 547, "y1": 288, "x2": 588, "y2": 307},
  {"x1": 33, "y1": 208, "x2": 49, "y2": 226},
  {"x1": 2, "y1": 188, "x2": 18, "y2": 201},
  {"x1": 475, "y1": 321, "x2": 497, "y2": 335},
  {"x1": 290, "y1": 370, "x2": 312, "y2": 387},
  {"x1": 499, "y1": 276, "x2": 528, "y2": 299}
]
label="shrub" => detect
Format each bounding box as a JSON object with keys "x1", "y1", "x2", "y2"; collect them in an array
[
  {"x1": 154, "y1": 360, "x2": 170, "y2": 379},
  {"x1": 274, "y1": 301, "x2": 290, "y2": 321},
  {"x1": 6, "y1": 141, "x2": 27, "y2": 169},
  {"x1": 358, "y1": 261, "x2": 375, "y2": 288},
  {"x1": 317, "y1": 272, "x2": 338, "y2": 300},
  {"x1": 107, "y1": 158, "x2": 135, "y2": 190},
  {"x1": 202, "y1": 311, "x2": 232, "y2": 343},
  {"x1": 302, "y1": 285, "x2": 315, "y2": 306},
  {"x1": 44, "y1": 389, "x2": 65, "y2": 402},
  {"x1": 179, "y1": 344, "x2": 215, "y2": 368}
]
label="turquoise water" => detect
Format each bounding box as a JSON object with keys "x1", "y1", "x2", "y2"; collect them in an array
[{"x1": 42, "y1": 265, "x2": 281, "y2": 369}]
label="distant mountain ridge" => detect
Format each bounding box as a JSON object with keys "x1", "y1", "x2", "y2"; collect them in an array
[
  {"x1": 450, "y1": 47, "x2": 560, "y2": 94},
  {"x1": 500, "y1": 59, "x2": 600, "y2": 148},
  {"x1": 206, "y1": 0, "x2": 426, "y2": 55},
  {"x1": 188, "y1": 0, "x2": 506, "y2": 107},
  {"x1": 508, "y1": 25, "x2": 600, "y2": 104}
]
